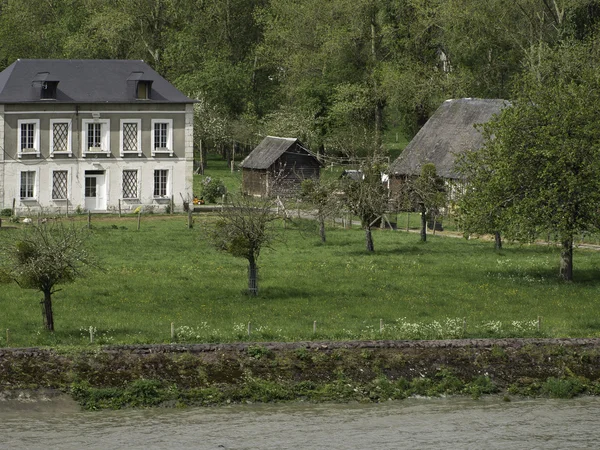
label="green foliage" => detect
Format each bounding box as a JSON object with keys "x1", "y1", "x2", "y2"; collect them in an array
[
  {"x1": 541, "y1": 377, "x2": 586, "y2": 399},
  {"x1": 458, "y1": 40, "x2": 600, "y2": 280},
  {"x1": 0, "y1": 208, "x2": 12, "y2": 217},
  {"x1": 200, "y1": 177, "x2": 227, "y2": 203},
  {"x1": 247, "y1": 345, "x2": 272, "y2": 360}
]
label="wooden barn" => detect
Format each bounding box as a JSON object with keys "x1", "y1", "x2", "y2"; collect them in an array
[
  {"x1": 388, "y1": 98, "x2": 507, "y2": 198},
  {"x1": 240, "y1": 136, "x2": 322, "y2": 197}
]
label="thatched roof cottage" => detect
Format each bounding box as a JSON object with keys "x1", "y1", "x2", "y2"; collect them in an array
[
  {"x1": 389, "y1": 98, "x2": 507, "y2": 193},
  {"x1": 241, "y1": 136, "x2": 322, "y2": 197}
]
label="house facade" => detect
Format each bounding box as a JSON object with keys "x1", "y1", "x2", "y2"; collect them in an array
[
  {"x1": 0, "y1": 59, "x2": 194, "y2": 214},
  {"x1": 241, "y1": 136, "x2": 322, "y2": 197}
]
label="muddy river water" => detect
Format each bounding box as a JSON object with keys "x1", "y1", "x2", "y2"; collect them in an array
[{"x1": 1, "y1": 396, "x2": 600, "y2": 449}]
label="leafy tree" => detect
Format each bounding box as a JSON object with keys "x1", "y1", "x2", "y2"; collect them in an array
[
  {"x1": 341, "y1": 162, "x2": 389, "y2": 252},
  {"x1": 208, "y1": 195, "x2": 279, "y2": 295},
  {"x1": 411, "y1": 163, "x2": 447, "y2": 242},
  {"x1": 459, "y1": 40, "x2": 600, "y2": 281},
  {"x1": 300, "y1": 178, "x2": 340, "y2": 243},
  {"x1": 0, "y1": 221, "x2": 97, "y2": 331},
  {"x1": 456, "y1": 139, "x2": 507, "y2": 250}
]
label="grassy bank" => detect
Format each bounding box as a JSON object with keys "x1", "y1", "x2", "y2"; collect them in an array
[{"x1": 1, "y1": 213, "x2": 600, "y2": 348}]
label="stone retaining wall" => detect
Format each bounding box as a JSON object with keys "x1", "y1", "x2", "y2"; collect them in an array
[{"x1": 2, "y1": 338, "x2": 600, "y2": 408}]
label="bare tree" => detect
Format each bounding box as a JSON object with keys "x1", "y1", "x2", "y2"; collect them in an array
[
  {"x1": 208, "y1": 195, "x2": 279, "y2": 295},
  {"x1": 300, "y1": 178, "x2": 340, "y2": 243},
  {"x1": 410, "y1": 163, "x2": 447, "y2": 242},
  {"x1": 341, "y1": 162, "x2": 389, "y2": 252},
  {"x1": 0, "y1": 220, "x2": 97, "y2": 331}
]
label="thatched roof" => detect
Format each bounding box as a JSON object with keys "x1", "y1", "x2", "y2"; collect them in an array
[
  {"x1": 389, "y1": 98, "x2": 508, "y2": 179},
  {"x1": 241, "y1": 136, "x2": 319, "y2": 170}
]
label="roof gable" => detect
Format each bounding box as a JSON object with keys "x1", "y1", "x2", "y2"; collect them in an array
[
  {"x1": 390, "y1": 98, "x2": 508, "y2": 179},
  {"x1": 241, "y1": 136, "x2": 320, "y2": 169},
  {"x1": 0, "y1": 59, "x2": 193, "y2": 104}
]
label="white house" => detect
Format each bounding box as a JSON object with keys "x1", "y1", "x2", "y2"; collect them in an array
[{"x1": 0, "y1": 59, "x2": 194, "y2": 214}]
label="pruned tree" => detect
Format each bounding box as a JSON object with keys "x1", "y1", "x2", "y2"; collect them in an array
[
  {"x1": 0, "y1": 221, "x2": 97, "y2": 331},
  {"x1": 300, "y1": 178, "x2": 340, "y2": 243},
  {"x1": 341, "y1": 162, "x2": 389, "y2": 252},
  {"x1": 208, "y1": 195, "x2": 279, "y2": 295},
  {"x1": 410, "y1": 163, "x2": 447, "y2": 242}
]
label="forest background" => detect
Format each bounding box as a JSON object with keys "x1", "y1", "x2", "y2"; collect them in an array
[{"x1": 0, "y1": 0, "x2": 597, "y2": 156}]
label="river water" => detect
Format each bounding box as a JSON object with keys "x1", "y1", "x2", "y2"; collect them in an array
[{"x1": 1, "y1": 396, "x2": 600, "y2": 449}]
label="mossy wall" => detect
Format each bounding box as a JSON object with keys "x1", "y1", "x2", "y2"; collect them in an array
[{"x1": 2, "y1": 339, "x2": 600, "y2": 409}]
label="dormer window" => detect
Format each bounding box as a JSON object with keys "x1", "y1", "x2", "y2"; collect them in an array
[
  {"x1": 32, "y1": 72, "x2": 59, "y2": 100},
  {"x1": 41, "y1": 81, "x2": 58, "y2": 99},
  {"x1": 137, "y1": 81, "x2": 152, "y2": 99},
  {"x1": 128, "y1": 71, "x2": 153, "y2": 100}
]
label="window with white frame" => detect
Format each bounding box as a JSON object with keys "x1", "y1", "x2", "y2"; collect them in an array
[
  {"x1": 153, "y1": 169, "x2": 169, "y2": 197},
  {"x1": 82, "y1": 119, "x2": 110, "y2": 157},
  {"x1": 122, "y1": 169, "x2": 139, "y2": 199},
  {"x1": 20, "y1": 171, "x2": 36, "y2": 199},
  {"x1": 17, "y1": 119, "x2": 40, "y2": 157},
  {"x1": 50, "y1": 119, "x2": 72, "y2": 156},
  {"x1": 120, "y1": 119, "x2": 142, "y2": 156},
  {"x1": 151, "y1": 119, "x2": 173, "y2": 156},
  {"x1": 52, "y1": 170, "x2": 68, "y2": 200}
]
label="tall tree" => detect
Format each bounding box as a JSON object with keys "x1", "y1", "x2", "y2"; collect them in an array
[{"x1": 459, "y1": 40, "x2": 600, "y2": 281}]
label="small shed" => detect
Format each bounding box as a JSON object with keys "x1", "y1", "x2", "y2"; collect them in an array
[
  {"x1": 240, "y1": 136, "x2": 322, "y2": 197},
  {"x1": 388, "y1": 98, "x2": 507, "y2": 196}
]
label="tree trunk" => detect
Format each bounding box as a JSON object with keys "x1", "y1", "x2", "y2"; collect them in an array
[
  {"x1": 365, "y1": 226, "x2": 374, "y2": 252},
  {"x1": 319, "y1": 216, "x2": 326, "y2": 243},
  {"x1": 559, "y1": 238, "x2": 573, "y2": 281},
  {"x1": 199, "y1": 139, "x2": 206, "y2": 175},
  {"x1": 248, "y1": 255, "x2": 258, "y2": 296},
  {"x1": 494, "y1": 231, "x2": 502, "y2": 250},
  {"x1": 420, "y1": 203, "x2": 427, "y2": 242},
  {"x1": 41, "y1": 289, "x2": 54, "y2": 331}
]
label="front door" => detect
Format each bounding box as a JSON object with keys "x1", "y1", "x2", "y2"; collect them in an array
[{"x1": 84, "y1": 171, "x2": 106, "y2": 211}]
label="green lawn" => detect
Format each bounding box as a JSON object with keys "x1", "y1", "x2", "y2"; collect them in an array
[
  {"x1": 193, "y1": 153, "x2": 243, "y2": 201},
  {"x1": 1, "y1": 213, "x2": 600, "y2": 348}
]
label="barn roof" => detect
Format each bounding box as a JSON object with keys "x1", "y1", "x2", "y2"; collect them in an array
[
  {"x1": 0, "y1": 59, "x2": 193, "y2": 104},
  {"x1": 389, "y1": 98, "x2": 508, "y2": 179},
  {"x1": 241, "y1": 136, "x2": 320, "y2": 169}
]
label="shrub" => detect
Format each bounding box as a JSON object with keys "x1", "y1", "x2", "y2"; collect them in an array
[
  {"x1": 0, "y1": 208, "x2": 12, "y2": 217},
  {"x1": 201, "y1": 177, "x2": 226, "y2": 203}
]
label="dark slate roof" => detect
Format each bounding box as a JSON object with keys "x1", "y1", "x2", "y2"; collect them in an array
[
  {"x1": 389, "y1": 98, "x2": 508, "y2": 179},
  {"x1": 241, "y1": 136, "x2": 321, "y2": 169},
  {"x1": 0, "y1": 59, "x2": 193, "y2": 103}
]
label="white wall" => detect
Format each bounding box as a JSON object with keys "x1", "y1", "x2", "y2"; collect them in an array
[{"x1": 3, "y1": 158, "x2": 190, "y2": 214}]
